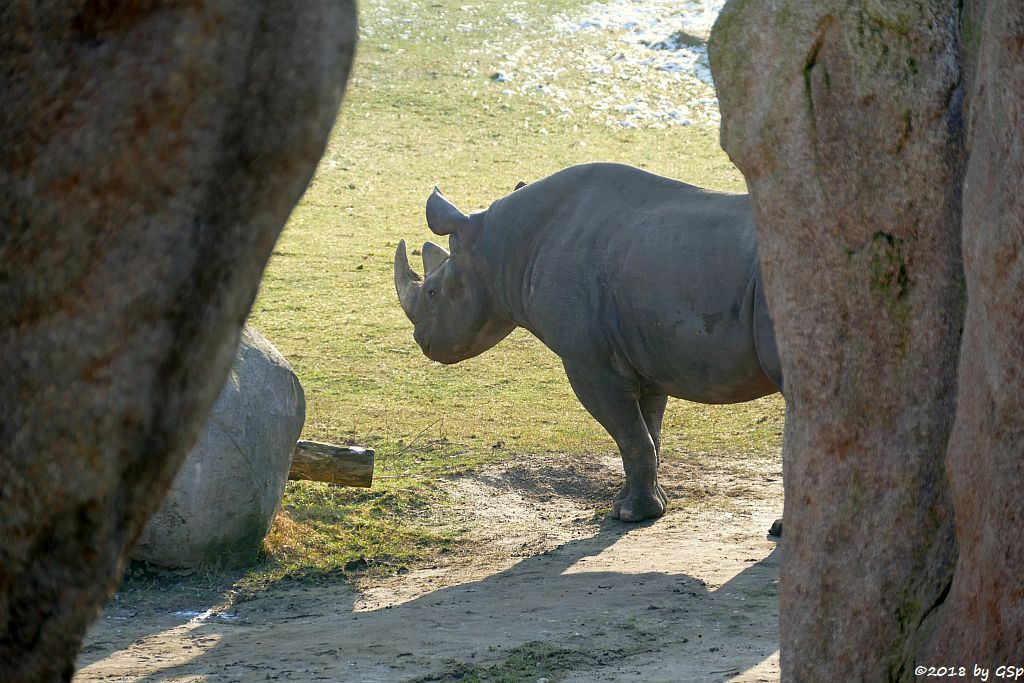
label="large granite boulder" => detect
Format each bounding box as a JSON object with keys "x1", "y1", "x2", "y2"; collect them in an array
[
  {"x1": 710, "y1": 0, "x2": 1024, "y2": 678},
  {"x1": 134, "y1": 327, "x2": 305, "y2": 570},
  {"x1": 0, "y1": 2, "x2": 355, "y2": 680},
  {"x1": 927, "y1": 0, "x2": 1024, "y2": 662}
]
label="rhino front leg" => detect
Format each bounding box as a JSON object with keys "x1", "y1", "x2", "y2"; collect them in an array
[
  {"x1": 564, "y1": 367, "x2": 666, "y2": 522},
  {"x1": 639, "y1": 394, "x2": 668, "y2": 462},
  {"x1": 612, "y1": 394, "x2": 669, "y2": 514}
]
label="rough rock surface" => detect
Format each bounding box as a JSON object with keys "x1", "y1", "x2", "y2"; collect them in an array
[
  {"x1": 0, "y1": 2, "x2": 355, "y2": 680},
  {"x1": 133, "y1": 327, "x2": 305, "y2": 570},
  {"x1": 928, "y1": 0, "x2": 1024, "y2": 663},
  {"x1": 710, "y1": 2, "x2": 963, "y2": 679},
  {"x1": 712, "y1": 0, "x2": 1024, "y2": 678}
]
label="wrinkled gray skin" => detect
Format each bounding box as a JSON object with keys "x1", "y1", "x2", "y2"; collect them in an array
[{"x1": 395, "y1": 162, "x2": 782, "y2": 521}]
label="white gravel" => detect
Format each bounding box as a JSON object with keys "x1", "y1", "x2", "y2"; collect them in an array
[
  {"x1": 495, "y1": 0, "x2": 725, "y2": 130},
  {"x1": 361, "y1": 0, "x2": 726, "y2": 131}
]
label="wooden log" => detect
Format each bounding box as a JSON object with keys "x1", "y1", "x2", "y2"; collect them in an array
[{"x1": 288, "y1": 440, "x2": 374, "y2": 487}]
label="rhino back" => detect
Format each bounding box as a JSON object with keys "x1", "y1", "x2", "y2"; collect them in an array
[{"x1": 477, "y1": 163, "x2": 774, "y2": 403}]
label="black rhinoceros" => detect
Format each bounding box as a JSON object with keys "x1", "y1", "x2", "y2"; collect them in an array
[{"x1": 394, "y1": 162, "x2": 782, "y2": 522}]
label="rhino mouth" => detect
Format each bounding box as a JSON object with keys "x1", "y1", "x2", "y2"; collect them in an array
[
  {"x1": 414, "y1": 330, "x2": 440, "y2": 361},
  {"x1": 417, "y1": 336, "x2": 468, "y2": 365}
]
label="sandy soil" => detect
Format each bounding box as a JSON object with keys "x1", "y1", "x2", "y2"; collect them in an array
[{"x1": 76, "y1": 453, "x2": 782, "y2": 682}]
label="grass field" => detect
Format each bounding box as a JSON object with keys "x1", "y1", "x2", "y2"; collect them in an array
[{"x1": 244, "y1": 0, "x2": 784, "y2": 583}]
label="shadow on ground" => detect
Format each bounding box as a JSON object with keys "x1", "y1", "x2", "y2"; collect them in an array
[{"x1": 78, "y1": 510, "x2": 781, "y2": 683}]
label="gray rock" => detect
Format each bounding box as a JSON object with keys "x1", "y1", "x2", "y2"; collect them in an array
[
  {"x1": 0, "y1": 2, "x2": 355, "y2": 679},
  {"x1": 133, "y1": 327, "x2": 305, "y2": 570}
]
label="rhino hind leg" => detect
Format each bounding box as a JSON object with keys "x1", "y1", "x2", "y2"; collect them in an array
[
  {"x1": 564, "y1": 366, "x2": 666, "y2": 522},
  {"x1": 752, "y1": 273, "x2": 784, "y2": 394}
]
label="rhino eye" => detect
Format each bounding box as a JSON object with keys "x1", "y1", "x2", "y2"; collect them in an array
[{"x1": 427, "y1": 288, "x2": 438, "y2": 298}]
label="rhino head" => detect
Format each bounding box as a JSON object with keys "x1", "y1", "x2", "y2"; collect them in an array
[{"x1": 394, "y1": 187, "x2": 515, "y2": 364}]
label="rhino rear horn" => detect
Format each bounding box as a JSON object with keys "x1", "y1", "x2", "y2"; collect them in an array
[
  {"x1": 513, "y1": 180, "x2": 527, "y2": 191},
  {"x1": 426, "y1": 187, "x2": 472, "y2": 237},
  {"x1": 421, "y1": 241, "x2": 450, "y2": 274},
  {"x1": 394, "y1": 240, "x2": 423, "y2": 321}
]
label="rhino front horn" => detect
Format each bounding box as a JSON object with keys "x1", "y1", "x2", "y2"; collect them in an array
[
  {"x1": 394, "y1": 240, "x2": 423, "y2": 321},
  {"x1": 426, "y1": 187, "x2": 472, "y2": 237}
]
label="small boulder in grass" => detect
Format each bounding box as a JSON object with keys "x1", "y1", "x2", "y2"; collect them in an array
[{"x1": 133, "y1": 326, "x2": 305, "y2": 571}]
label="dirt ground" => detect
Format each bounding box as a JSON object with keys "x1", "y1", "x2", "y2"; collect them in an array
[{"x1": 76, "y1": 453, "x2": 783, "y2": 682}]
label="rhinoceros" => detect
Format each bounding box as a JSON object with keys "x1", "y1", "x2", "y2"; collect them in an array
[{"x1": 394, "y1": 162, "x2": 782, "y2": 522}]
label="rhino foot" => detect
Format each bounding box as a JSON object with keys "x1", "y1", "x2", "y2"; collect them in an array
[{"x1": 612, "y1": 483, "x2": 667, "y2": 522}]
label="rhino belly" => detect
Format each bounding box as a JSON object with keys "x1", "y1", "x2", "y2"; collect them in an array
[{"x1": 626, "y1": 318, "x2": 778, "y2": 404}]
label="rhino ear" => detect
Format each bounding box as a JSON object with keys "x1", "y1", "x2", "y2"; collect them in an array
[
  {"x1": 421, "y1": 241, "x2": 450, "y2": 274},
  {"x1": 513, "y1": 180, "x2": 527, "y2": 191},
  {"x1": 426, "y1": 187, "x2": 473, "y2": 237}
]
